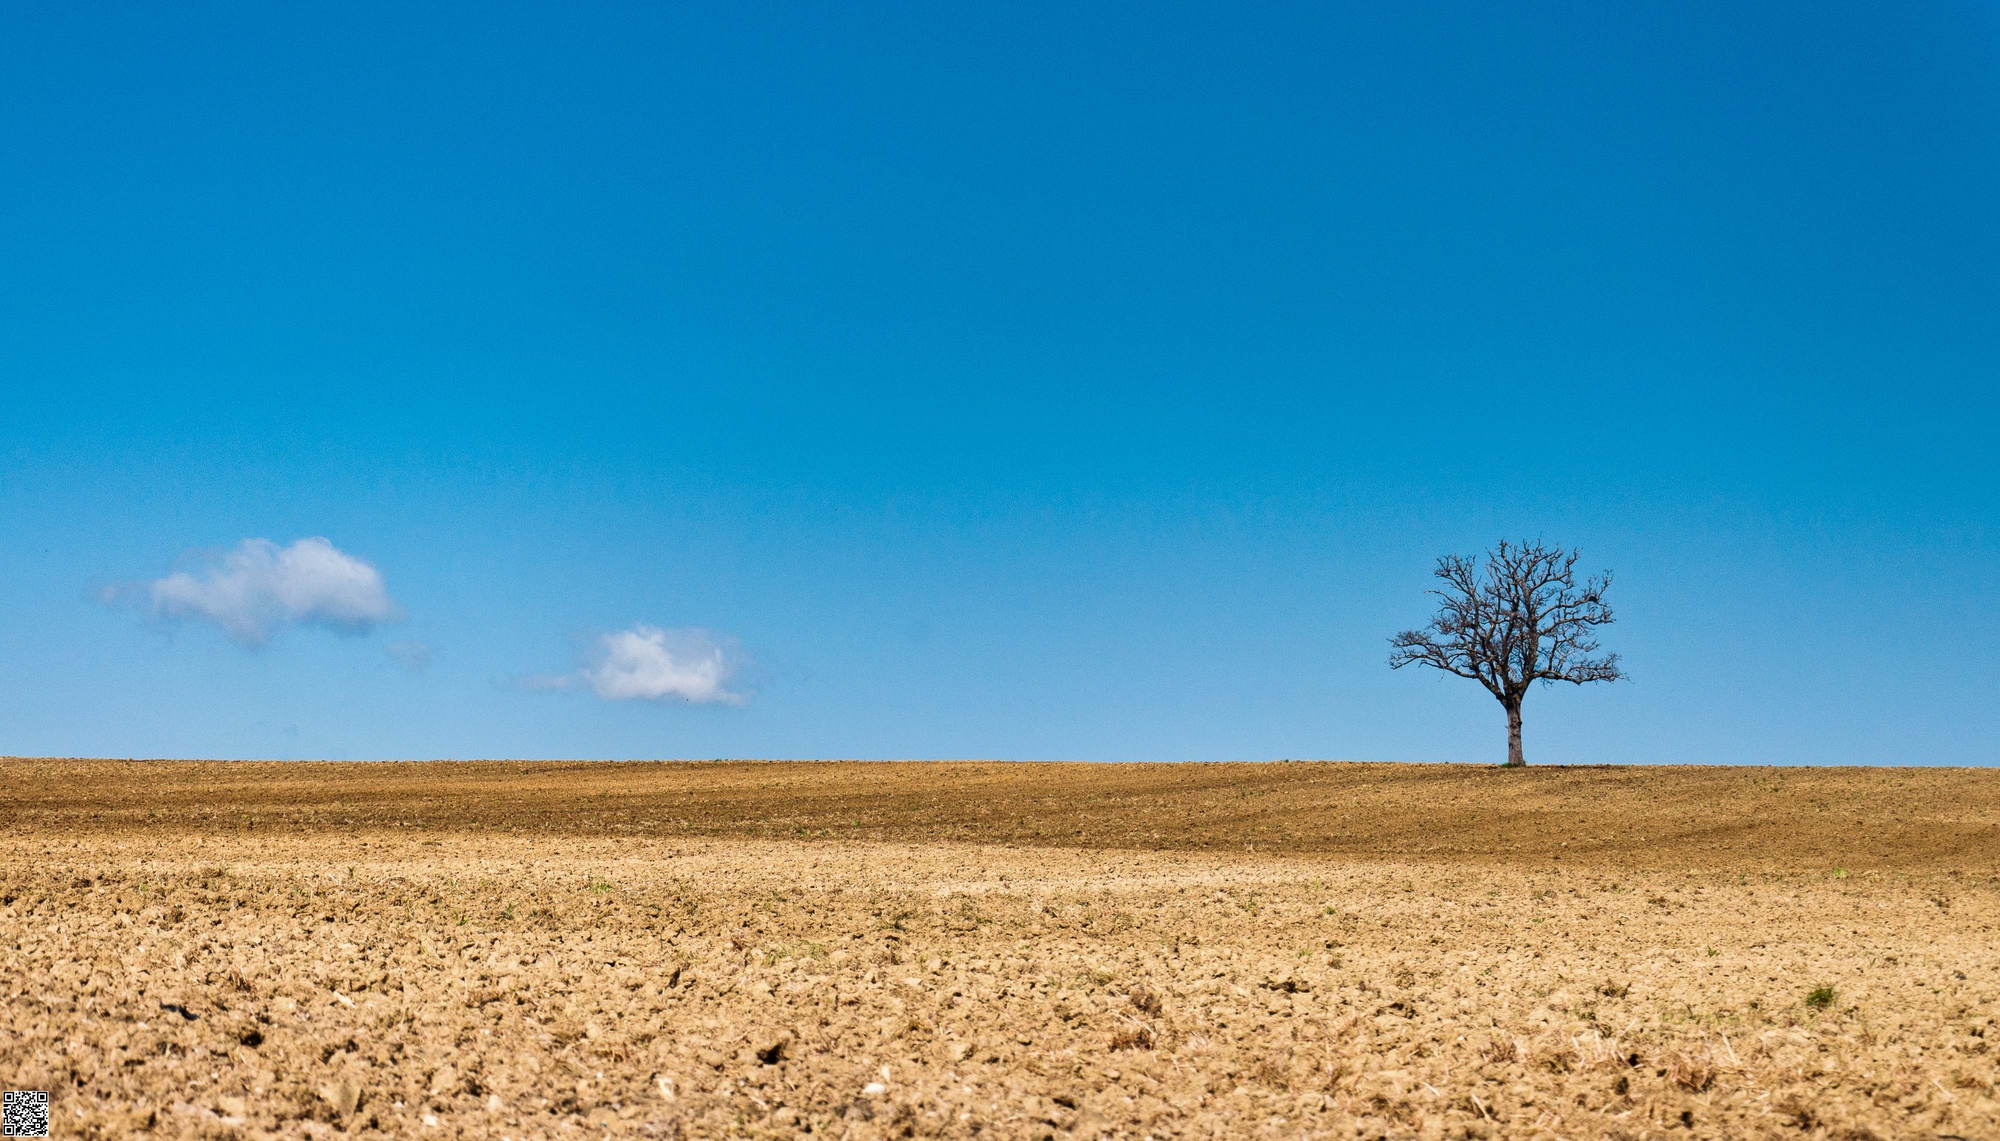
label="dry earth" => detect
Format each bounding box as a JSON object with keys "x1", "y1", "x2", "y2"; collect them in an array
[{"x1": 2, "y1": 760, "x2": 1997, "y2": 1141}]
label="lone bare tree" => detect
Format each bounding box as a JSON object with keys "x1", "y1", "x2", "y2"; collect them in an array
[{"x1": 1389, "y1": 540, "x2": 1622, "y2": 766}]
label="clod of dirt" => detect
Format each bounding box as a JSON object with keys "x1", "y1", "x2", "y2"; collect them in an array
[
  {"x1": 1127, "y1": 984, "x2": 1163, "y2": 1016},
  {"x1": 755, "y1": 1034, "x2": 790, "y2": 1065},
  {"x1": 1792, "y1": 1088, "x2": 1824, "y2": 1128},
  {"x1": 1109, "y1": 1025, "x2": 1155, "y2": 1051},
  {"x1": 317, "y1": 1073, "x2": 362, "y2": 1119},
  {"x1": 1667, "y1": 1051, "x2": 1717, "y2": 1093}
]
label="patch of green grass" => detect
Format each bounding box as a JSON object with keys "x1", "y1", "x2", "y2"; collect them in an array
[
  {"x1": 1805, "y1": 984, "x2": 1837, "y2": 1011},
  {"x1": 762, "y1": 941, "x2": 830, "y2": 965}
]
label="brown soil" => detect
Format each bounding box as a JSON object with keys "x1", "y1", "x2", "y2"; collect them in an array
[{"x1": 2, "y1": 759, "x2": 1996, "y2": 1140}]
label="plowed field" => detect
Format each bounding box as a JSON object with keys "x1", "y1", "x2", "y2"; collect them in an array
[{"x1": 2, "y1": 759, "x2": 1996, "y2": 1140}]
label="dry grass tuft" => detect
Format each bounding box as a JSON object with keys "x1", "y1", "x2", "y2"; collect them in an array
[
  {"x1": 1665, "y1": 1049, "x2": 1718, "y2": 1093},
  {"x1": 1479, "y1": 1037, "x2": 1521, "y2": 1064}
]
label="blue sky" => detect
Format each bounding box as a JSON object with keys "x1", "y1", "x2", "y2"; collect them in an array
[{"x1": 2, "y1": 2, "x2": 1995, "y2": 763}]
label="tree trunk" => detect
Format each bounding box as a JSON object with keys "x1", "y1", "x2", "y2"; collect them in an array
[{"x1": 1504, "y1": 700, "x2": 1526, "y2": 766}]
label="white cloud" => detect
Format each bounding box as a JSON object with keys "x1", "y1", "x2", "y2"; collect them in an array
[
  {"x1": 138, "y1": 537, "x2": 402, "y2": 645},
  {"x1": 543, "y1": 624, "x2": 747, "y2": 705}
]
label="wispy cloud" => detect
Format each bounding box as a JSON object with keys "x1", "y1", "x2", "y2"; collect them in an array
[
  {"x1": 534, "y1": 624, "x2": 748, "y2": 705},
  {"x1": 385, "y1": 640, "x2": 433, "y2": 671},
  {"x1": 121, "y1": 537, "x2": 403, "y2": 646}
]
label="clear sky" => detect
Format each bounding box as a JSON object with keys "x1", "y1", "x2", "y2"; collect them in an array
[{"x1": 2, "y1": 2, "x2": 1996, "y2": 764}]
